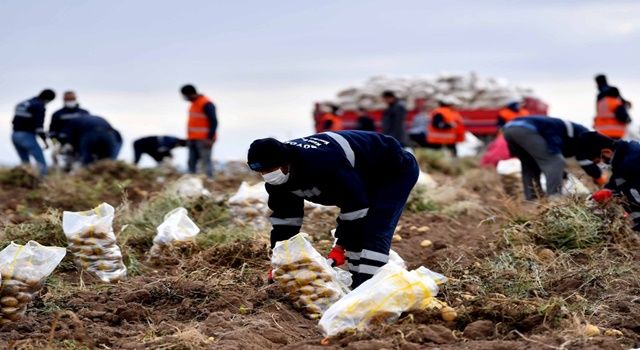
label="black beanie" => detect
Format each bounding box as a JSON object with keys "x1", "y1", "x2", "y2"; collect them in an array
[
  {"x1": 247, "y1": 138, "x2": 291, "y2": 171},
  {"x1": 577, "y1": 131, "x2": 616, "y2": 159}
]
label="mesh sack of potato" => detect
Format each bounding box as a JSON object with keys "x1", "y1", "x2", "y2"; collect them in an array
[
  {"x1": 228, "y1": 181, "x2": 270, "y2": 229},
  {"x1": 62, "y1": 203, "x2": 127, "y2": 283},
  {"x1": 0, "y1": 241, "x2": 66, "y2": 325},
  {"x1": 319, "y1": 263, "x2": 447, "y2": 337},
  {"x1": 149, "y1": 207, "x2": 200, "y2": 258},
  {"x1": 271, "y1": 233, "x2": 348, "y2": 319}
]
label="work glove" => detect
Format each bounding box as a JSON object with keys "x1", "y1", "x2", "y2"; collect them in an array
[
  {"x1": 327, "y1": 245, "x2": 346, "y2": 267},
  {"x1": 591, "y1": 189, "x2": 613, "y2": 203},
  {"x1": 594, "y1": 175, "x2": 608, "y2": 187},
  {"x1": 267, "y1": 268, "x2": 274, "y2": 284}
]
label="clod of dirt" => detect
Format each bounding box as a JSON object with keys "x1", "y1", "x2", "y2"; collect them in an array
[
  {"x1": 463, "y1": 320, "x2": 495, "y2": 340},
  {"x1": 405, "y1": 324, "x2": 456, "y2": 344}
]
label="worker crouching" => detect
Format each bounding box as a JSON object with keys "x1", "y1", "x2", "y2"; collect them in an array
[
  {"x1": 580, "y1": 132, "x2": 640, "y2": 232},
  {"x1": 247, "y1": 131, "x2": 419, "y2": 288}
]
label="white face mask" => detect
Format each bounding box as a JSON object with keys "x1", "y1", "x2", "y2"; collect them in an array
[
  {"x1": 598, "y1": 162, "x2": 612, "y2": 171},
  {"x1": 64, "y1": 101, "x2": 78, "y2": 108},
  {"x1": 262, "y1": 169, "x2": 289, "y2": 185}
]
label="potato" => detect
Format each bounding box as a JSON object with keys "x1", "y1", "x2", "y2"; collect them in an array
[
  {"x1": 294, "y1": 270, "x2": 317, "y2": 285},
  {"x1": 299, "y1": 286, "x2": 315, "y2": 295},
  {"x1": 1, "y1": 307, "x2": 18, "y2": 315},
  {"x1": 584, "y1": 324, "x2": 600, "y2": 337},
  {"x1": 15, "y1": 292, "x2": 32, "y2": 303},
  {"x1": 0, "y1": 318, "x2": 12, "y2": 325},
  {"x1": 1, "y1": 297, "x2": 18, "y2": 307},
  {"x1": 441, "y1": 306, "x2": 457, "y2": 321}
]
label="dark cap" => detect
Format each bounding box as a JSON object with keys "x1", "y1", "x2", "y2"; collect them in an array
[
  {"x1": 247, "y1": 138, "x2": 291, "y2": 171},
  {"x1": 577, "y1": 131, "x2": 616, "y2": 159}
]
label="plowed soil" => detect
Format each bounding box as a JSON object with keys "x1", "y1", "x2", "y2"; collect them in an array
[{"x1": 0, "y1": 161, "x2": 637, "y2": 350}]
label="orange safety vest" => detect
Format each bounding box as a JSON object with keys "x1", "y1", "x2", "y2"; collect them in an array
[
  {"x1": 594, "y1": 97, "x2": 625, "y2": 139},
  {"x1": 498, "y1": 107, "x2": 530, "y2": 123},
  {"x1": 319, "y1": 113, "x2": 343, "y2": 131},
  {"x1": 428, "y1": 107, "x2": 466, "y2": 145},
  {"x1": 187, "y1": 95, "x2": 215, "y2": 140}
]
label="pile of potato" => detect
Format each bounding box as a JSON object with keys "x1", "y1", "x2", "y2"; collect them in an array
[
  {"x1": 273, "y1": 257, "x2": 344, "y2": 319},
  {"x1": 0, "y1": 270, "x2": 41, "y2": 325},
  {"x1": 67, "y1": 229, "x2": 127, "y2": 283}
]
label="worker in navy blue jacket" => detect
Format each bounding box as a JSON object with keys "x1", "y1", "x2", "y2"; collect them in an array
[
  {"x1": 58, "y1": 115, "x2": 121, "y2": 166},
  {"x1": 49, "y1": 91, "x2": 90, "y2": 171},
  {"x1": 503, "y1": 116, "x2": 606, "y2": 200},
  {"x1": 133, "y1": 136, "x2": 187, "y2": 165},
  {"x1": 49, "y1": 91, "x2": 90, "y2": 140},
  {"x1": 579, "y1": 132, "x2": 640, "y2": 231},
  {"x1": 11, "y1": 89, "x2": 56, "y2": 176},
  {"x1": 247, "y1": 131, "x2": 419, "y2": 287}
]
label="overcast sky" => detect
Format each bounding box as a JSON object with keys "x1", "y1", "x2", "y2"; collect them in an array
[{"x1": 1, "y1": 0, "x2": 639, "y2": 166}]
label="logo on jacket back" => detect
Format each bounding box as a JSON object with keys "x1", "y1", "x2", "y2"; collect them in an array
[
  {"x1": 292, "y1": 187, "x2": 322, "y2": 198},
  {"x1": 286, "y1": 137, "x2": 330, "y2": 149}
]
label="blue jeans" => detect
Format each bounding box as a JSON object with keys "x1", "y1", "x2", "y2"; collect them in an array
[
  {"x1": 187, "y1": 140, "x2": 213, "y2": 178},
  {"x1": 12, "y1": 131, "x2": 47, "y2": 176}
]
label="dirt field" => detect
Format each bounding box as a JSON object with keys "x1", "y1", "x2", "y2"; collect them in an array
[{"x1": 0, "y1": 158, "x2": 638, "y2": 350}]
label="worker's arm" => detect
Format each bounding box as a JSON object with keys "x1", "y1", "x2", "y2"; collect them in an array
[
  {"x1": 203, "y1": 102, "x2": 218, "y2": 140},
  {"x1": 432, "y1": 113, "x2": 452, "y2": 129},
  {"x1": 614, "y1": 105, "x2": 631, "y2": 124},
  {"x1": 267, "y1": 185, "x2": 304, "y2": 248},
  {"x1": 31, "y1": 104, "x2": 48, "y2": 146},
  {"x1": 496, "y1": 115, "x2": 506, "y2": 128},
  {"x1": 332, "y1": 167, "x2": 370, "y2": 248},
  {"x1": 49, "y1": 111, "x2": 61, "y2": 140}
]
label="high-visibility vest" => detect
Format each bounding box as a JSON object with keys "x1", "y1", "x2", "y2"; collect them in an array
[
  {"x1": 187, "y1": 95, "x2": 215, "y2": 140},
  {"x1": 498, "y1": 107, "x2": 530, "y2": 123},
  {"x1": 594, "y1": 97, "x2": 626, "y2": 139},
  {"x1": 319, "y1": 113, "x2": 343, "y2": 131},
  {"x1": 428, "y1": 107, "x2": 465, "y2": 145}
]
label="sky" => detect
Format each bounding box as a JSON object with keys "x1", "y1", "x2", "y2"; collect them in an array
[{"x1": 1, "y1": 0, "x2": 639, "y2": 167}]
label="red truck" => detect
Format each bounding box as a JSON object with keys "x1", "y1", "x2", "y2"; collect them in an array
[{"x1": 313, "y1": 96, "x2": 548, "y2": 138}]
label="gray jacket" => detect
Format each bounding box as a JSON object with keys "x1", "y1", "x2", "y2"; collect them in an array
[{"x1": 382, "y1": 101, "x2": 408, "y2": 145}]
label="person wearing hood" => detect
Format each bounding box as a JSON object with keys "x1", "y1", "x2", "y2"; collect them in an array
[
  {"x1": 247, "y1": 130, "x2": 419, "y2": 288},
  {"x1": 579, "y1": 131, "x2": 640, "y2": 232},
  {"x1": 503, "y1": 116, "x2": 606, "y2": 200},
  {"x1": 11, "y1": 89, "x2": 56, "y2": 176},
  {"x1": 426, "y1": 96, "x2": 465, "y2": 156}
]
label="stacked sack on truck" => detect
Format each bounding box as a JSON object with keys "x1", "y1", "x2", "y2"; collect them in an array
[
  {"x1": 63, "y1": 203, "x2": 127, "y2": 283},
  {"x1": 319, "y1": 73, "x2": 537, "y2": 112},
  {"x1": 0, "y1": 241, "x2": 66, "y2": 325}
]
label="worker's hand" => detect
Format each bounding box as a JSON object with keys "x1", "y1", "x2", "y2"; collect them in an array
[
  {"x1": 591, "y1": 189, "x2": 613, "y2": 203},
  {"x1": 327, "y1": 245, "x2": 346, "y2": 267},
  {"x1": 594, "y1": 175, "x2": 608, "y2": 187}
]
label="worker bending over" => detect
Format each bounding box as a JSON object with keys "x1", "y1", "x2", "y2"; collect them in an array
[
  {"x1": 593, "y1": 87, "x2": 631, "y2": 139},
  {"x1": 426, "y1": 96, "x2": 465, "y2": 156},
  {"x1": 133, "y1": 136, "x2": 187, "y2": 165},
  {"x1": 247, "y1": 131, "x2": 419, "y2": 288},
  {"x1": 11, "y1": 89, "x2": 56, "y2": 176},
  {"x1": 580, "y1": 132, "x2": 640, "y2": 231},
  {"x1": 58, "y1": 115, "x2": 121, "y2": 166},
  {"x1": 503, "y1": 116, "x2": 605, "y2": 200},
  {"x1": 497, "y1": 98, "x2": 529, "y2": 128}
]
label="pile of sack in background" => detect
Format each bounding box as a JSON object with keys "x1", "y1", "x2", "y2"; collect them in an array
[{"x1": 320, "y1": 73, "x2": 537, "y2": 111}]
